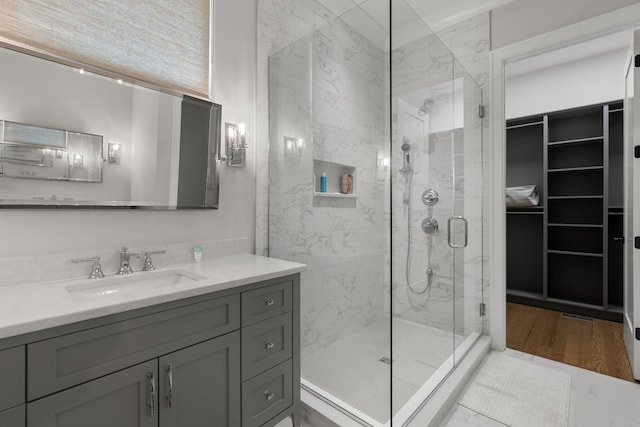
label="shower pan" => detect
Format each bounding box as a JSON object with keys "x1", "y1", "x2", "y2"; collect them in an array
[{"x1": 266, "y1": 0, "x2": 486, "y2": 425}]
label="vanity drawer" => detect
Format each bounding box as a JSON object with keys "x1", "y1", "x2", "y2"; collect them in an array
[
  {"x1": 241, "y1": 360, "x2": 292, "y2": 427},
  {"x1": 241, "y1": 281, "x2": 292, "y2": 326},
  {"x1": 0, "y1": 346, "x2": 25, "y2": 411},
  {"x1": 0, "y1": 405, "x2": 25, "y2": 427},
  {"x1": 28, "y1": 294, "x2": 240, "y2": 400},
  {"x1": 242, "y1": 313, "x2": 292, "y2": 380}
]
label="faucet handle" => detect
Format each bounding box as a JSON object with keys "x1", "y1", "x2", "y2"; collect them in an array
[
  {"x1": 142, "y1": 250, "x2": 166, "y2": 271},
  {"x1": 73, "y1": 256, "x2": 105, "y2": 279}
]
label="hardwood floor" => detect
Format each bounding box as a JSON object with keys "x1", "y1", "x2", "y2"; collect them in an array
[{"x1": 506, "y1": 302, "x2": 638, "y2": 383}]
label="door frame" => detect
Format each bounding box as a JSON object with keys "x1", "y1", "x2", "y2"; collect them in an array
[{"x1": 489, "y1": 3, "x2": 640, "y2": 350}]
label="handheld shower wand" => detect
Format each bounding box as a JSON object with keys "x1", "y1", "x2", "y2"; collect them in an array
[{"x1": 401, "y1": 138, "x2": 411, "y2": 172}]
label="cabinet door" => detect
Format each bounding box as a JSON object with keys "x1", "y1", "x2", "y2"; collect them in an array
[
  {"x1": 27, "y1": 360, "x2": 157, "y2": 427},
  {"x1": 0, "y1": 346, "x2": 25, "y2": 412},
  {"x1": 159, "y1": 331, "x2": 240, "y2": 427}
]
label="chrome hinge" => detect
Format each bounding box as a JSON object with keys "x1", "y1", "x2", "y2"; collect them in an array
[
  {"x1": 478, "y1": 104, "x2": 485, "y2": 119},
  {"x1": 479, "y1": 303, "x2": 486, "y2": 317}
]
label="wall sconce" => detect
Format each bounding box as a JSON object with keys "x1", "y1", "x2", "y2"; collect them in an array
[
  {"x1": 108, "y1": 143, "x2": 121, "y2": 165},
  {"x1": 376, "y1": 153, "x2": 389, "y2": 181},
  {"x1": 284, "y1": 136, "x2": 304, "y2": 157},
  {"x1": 225, "y1": 122, "x2": 247, "y2": 167},
  {"x1": 72, "y1": 154, "x2": 84, "y2": 169}
]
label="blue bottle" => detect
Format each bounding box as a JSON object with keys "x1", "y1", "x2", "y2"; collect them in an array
[{"x1": 320, "y1": 173, "x2": 327, "y2": 192}]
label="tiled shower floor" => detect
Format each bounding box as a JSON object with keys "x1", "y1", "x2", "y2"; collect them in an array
[{"x1": 302, "y1": 317, "x2": 461, "y2": 424}]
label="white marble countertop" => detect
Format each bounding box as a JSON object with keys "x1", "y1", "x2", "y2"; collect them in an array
[{"x1": 0, "y1": 254, "x2": 306, "y2": 340}]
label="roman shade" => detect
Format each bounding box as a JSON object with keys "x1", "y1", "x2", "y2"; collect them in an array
[{"x1": 0, "y1": 0, "x2": 210, "y2": 98}]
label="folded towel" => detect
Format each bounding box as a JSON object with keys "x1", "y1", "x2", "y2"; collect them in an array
[{"x1": 506, "y1": 185, "x2": 539, "y2": 207}]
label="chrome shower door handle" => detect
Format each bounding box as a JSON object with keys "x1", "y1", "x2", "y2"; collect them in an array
[{"x1": 447, "y1": 216, "x2": 468, "y2": 249}]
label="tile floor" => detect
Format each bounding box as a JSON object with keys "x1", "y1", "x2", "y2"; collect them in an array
[{"x1": 441, "y1": 349, "x2": 640, "y2": 427}]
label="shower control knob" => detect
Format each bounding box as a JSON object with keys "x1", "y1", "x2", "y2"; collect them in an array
[
  {"x1": 421, "y1": 217, "x2": 439, "y2": 234},
  {"x1": 422, "y1": 189, "x2": 439, "y2": 206}
]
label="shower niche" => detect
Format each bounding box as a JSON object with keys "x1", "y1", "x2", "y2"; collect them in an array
[{"x1": 312, "y1": 159, "x2": 356, "y2": 198}]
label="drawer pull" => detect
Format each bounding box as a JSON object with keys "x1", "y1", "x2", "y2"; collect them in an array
[
  {"x1": 147, "y1": 371, "x2": 156, "y2": 417},
  {"x1": 265, "y1": 342, "x2": 275, "y2": 350},
  {"x1": 265, "y1": 391, "x2": 276, "y2": 401},
  {"x1": 265, "y1": 299, "x2": 276, "y2": 306}
]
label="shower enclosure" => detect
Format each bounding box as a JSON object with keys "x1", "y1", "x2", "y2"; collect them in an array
[{"x1": 266, "y1": 0, "x2": 485, "y2": 425}]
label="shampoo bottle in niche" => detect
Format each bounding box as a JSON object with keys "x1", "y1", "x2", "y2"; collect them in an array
[{"x1": 320, "y1": 172, "x2": 327, "y2": 192}]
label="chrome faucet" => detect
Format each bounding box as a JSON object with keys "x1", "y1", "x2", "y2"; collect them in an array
[
  {"x1": 117, "y1": 246, "x2": 139, "y2": 275},
  {"x1": 73, "y1": 256, "x2": 105, "y2": 279},
  {"x1": 142, "y1": 250, "x2": 167, "y2": 271}
]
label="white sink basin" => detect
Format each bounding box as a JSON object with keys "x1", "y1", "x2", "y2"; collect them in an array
[{"x1": 66, "y1": 269, "x2": 207, "y2": 301}]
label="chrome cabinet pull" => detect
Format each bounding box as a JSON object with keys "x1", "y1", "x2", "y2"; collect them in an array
[
  {"x1": 265, "y1": 299, "x2": 276, "y2": 306},
  {"x1": 166, "y1": 364, "x2": 173, "y2": 408},
  {"x1": 265, "y1": 391, "x2": 276, "y2": 401},
  {"x1": 447, "y1": 216, "x2": 469, "y2": 249},
  {"x1": 147, "y1": 371, "x2": 156, "y2": 417},
  {"x1": 265, "y1": 342, "x2": 275, "y2": 350}
]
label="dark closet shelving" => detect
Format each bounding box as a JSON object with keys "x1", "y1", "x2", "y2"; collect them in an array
[
  {"x1": 506, "y1": 101, "x2": 624, "y2": 321},
  {"x1": 506, "y1": 114, "x2": 545, "y2": 297}
]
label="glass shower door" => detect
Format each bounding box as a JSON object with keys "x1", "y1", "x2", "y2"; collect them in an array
[{"x1": 390, "y1": 2, "x2": 485, "y2": 423}]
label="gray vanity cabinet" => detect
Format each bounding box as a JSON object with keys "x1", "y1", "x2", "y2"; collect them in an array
[
  {"x1": 27, "y1": 360, "x2": 158, "y2": 427},
  {"x1": 159, "y1": 332, "x2": 241, "y2": 427},
  {"x1": 3, "y1": 273, "x2": 300, "y2": 427}
]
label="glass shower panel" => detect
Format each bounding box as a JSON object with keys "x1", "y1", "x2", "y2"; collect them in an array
[
  {"x1": 268, "y1": 2, "x2": 391, "y2": 424},
  {"x1": 390, "y1": 2, "x2": 484, "y2": 424}
]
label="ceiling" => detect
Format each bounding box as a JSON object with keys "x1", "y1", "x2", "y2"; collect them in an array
[
  {"x1": 506, "y1": 30, "x2": 632, "y2": 78},
  {"x1": 317, "y1": 0, "x2": 515, "y2": 34}
]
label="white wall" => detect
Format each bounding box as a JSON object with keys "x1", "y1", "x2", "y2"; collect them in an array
[
  {"x1": 491, "y1": 0, "x2": 640, "y2": 49},
  {"x1": 0, "y1": 0, "x2": 257, "y2": 259},
  {"x1": 505, "y1": 48, "x2": 627, "y2": 119}
]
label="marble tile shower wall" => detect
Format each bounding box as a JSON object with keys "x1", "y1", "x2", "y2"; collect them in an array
[
  {"x1": 256, "y1": 0, "x2": 336, "y2": 259},
  {"x1": 257, "y1": 3, "x2": 491, "y2": 354},
  {"x1": 268, "y1": 16, "x2": 386, "y2": 359}
]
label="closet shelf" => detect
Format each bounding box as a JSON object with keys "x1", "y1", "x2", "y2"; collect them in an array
[
  {"x1": 507, "y1": 211, "x2": 544, "y2": 215},
  {"x1": 547, "y1": 195, "x2": 603, "y2": 200},
  {"x1": 548, "y1": 250, "x2": 604, "y2": 258},
  {"x1": 506, "y1": 121, "x2": 544, "y2": 130},
  {"x1": 547, "y1": 166, "x2": 604, "y2": 173},
  {"x1": 547, "y1": 136, "x2": 603, "y2": 146},
  {"x1": 548, "y1": 223, "x2": 603, "y2": 228}
]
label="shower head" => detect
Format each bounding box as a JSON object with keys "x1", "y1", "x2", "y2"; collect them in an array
[
  {"x1": 418, "y1": 98, "x2": 434, "y2": 116},
  {"x1": 401, "y1": 138, "x2": 411, "y2": 152}
]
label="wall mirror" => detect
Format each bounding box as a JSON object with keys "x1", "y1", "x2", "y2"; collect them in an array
[{"x1": 0, "y1": 46, "x2": 221, "y2": 209}]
